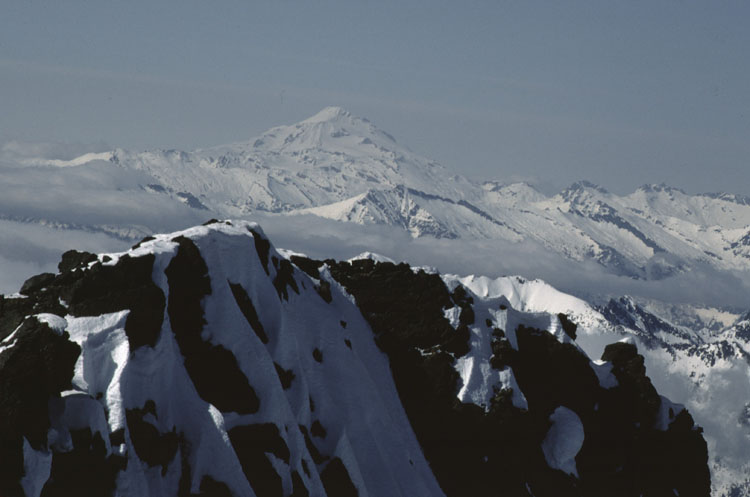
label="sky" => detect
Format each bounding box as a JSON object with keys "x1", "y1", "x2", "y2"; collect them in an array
[{"x1": 1, "y1": 0, "x2": 748, "y2": 195}]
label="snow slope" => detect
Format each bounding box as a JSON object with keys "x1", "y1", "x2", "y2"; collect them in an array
[{"x1": 0, "y1": 221, "x2": 443, "y2": 497}]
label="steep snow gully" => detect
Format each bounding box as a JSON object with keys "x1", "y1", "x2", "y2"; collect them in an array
[{"x1": 0, "y1": 220, "x2": 709, "y2": 496}]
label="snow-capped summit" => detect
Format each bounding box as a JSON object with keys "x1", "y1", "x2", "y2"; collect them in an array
[
  {"x1": 215, "y1": 106, "x2": 399, "y2": 156},
  {"x1": 302, "y1": 105, "x2": 353, "y2": 123},
  {"x1": 561, "y1": 180, "x2": 609, "y2": 196},
  {"x1": 101, "y1": 107, "x2": 469, "y2": 215},
  {"x1": 636, "y1": 183, "x2": 687, "y2": 195}
]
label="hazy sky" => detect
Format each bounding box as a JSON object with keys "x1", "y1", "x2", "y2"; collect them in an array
[{"x1": 1, "y1": 0, "x2": 748, "y2": 194}]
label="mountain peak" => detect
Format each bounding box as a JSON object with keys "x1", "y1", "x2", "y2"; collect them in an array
[
  {"x1": 636, "y1": 183, "x2": 686, "y2": 195},
  {"x1": 699, "y1": 191, "x2": 750, "y2": 206},
  {"x1": 302, "y1": 106, "x2": 356, "y2": 124},
  {"x1": 230, "y1": 104, "x2": 407, "y2": 159},
  {"x1": 558, "y1": 181, "x2": 609, "y2": 204},
  {"x1": 565, "y1": 180, "x2": 608, "y2": 195}
]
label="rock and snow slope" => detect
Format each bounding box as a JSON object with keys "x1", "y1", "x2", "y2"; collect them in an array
[
  {"x1": 0, "y1": 221, "x2": 710, "y2": 496},
  {"x1": 434, "y1": 275, "x2": 750, "y2": 497},
  {"x1": 1, "y1": 221, "x2": 443, "y2": 497}
]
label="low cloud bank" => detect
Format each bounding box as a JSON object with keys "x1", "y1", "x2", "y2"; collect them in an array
[
  {"x1": 0, "y1": 220, "x2": 131, "y2": 294},
  {"x1": 259, "y1": 213, "x2": 750, "y2": 311},
  {"x1": 0, "y1": 140, "x2": 111, "y2": 166},
  {"x1": 1, "y1": 210, "x2": 747, "y2": 313}
]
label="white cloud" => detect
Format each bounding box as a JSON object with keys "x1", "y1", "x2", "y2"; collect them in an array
[
  {"x1": 0, "y1": 140, "x2": 111, "y2": 165},
  {"x1": 257, "y1": 213, "x2": 750, "y2": 311},
  {"x1": 2, "y1": 208, "x2": 748, "y2": 314},
  {"x1": 0, "y1": 219, "x2": 131, "y2": 294}
]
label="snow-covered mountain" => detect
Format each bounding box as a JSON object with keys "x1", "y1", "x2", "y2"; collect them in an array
[
  {"x1": 5, "y1": 107, "x2": 750, "y2": 282},
  {"x1": 105, "y1": 107, "x2": 470, "y2": 215},
  {"x1": 1, "y1": 108, "x2": 749, "y2": 495}
]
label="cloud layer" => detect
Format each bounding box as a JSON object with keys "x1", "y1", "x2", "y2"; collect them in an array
[
  {"x1": 259, "y1": 213, "x2": 750, "y2": 311},
  {"x1": 1, "y1": 201, "x2": 747, "y2": 314}
]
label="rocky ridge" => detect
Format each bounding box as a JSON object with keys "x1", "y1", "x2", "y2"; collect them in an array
[{"x1": 0, "y1": 221, "x2": 710, "y2": 496}]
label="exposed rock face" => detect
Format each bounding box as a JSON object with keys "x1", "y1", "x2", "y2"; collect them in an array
[
  {"x1": 0, "y1": 221, "x2": 709, "y2": 496},
  {"x1": 0, "y1": 317, "x2": 81, "y2": 497},
  {"x1": 325, "y1": 258, "x2": 710, "y2": 497}
]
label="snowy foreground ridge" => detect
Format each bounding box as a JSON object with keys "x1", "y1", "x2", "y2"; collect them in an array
[{"x1": 0, "y1": 220, "x2": 710, "y2": 497}]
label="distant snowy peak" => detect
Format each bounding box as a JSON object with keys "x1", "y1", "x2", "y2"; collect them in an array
[
  {"x1": 103, "y1": 107, "x2": 471, "y2": 215},
  {"x1": 481, "y1": 181, "x2": 547, "y2": 205},
  {"x1": 636, "y1": 183, "x2": 687, "y2": 195},
  {"x1": 218, "y1": 106, "x2": 402, "y2": 156},
  {"x1": 302, "y1": 105, "x2": 398, "y2": 143},
  {"x1": 9, "y1": 107, "x2": 750, "y2": 278},
  {"x1": 627, "y1": 182, "x2": 750, "y2": 230},
  {"x1": 554, "y1": 181, "x2": 617, "y2": 217},
  {"x1": 293, "y1": 187, "x2": 459, "y2": 239},
  {"x1": 559, "y1": 180, "x2": 609, "y2": 200},
  {"x1": 699, "y1": 191, "x2": 750, "y2": 206},
  {"x1": 292, "y1": 185, "x2": 524, "y2": 240},
  {"x1": 302, "y1": 105, "x2": 355, "y2": 123}
]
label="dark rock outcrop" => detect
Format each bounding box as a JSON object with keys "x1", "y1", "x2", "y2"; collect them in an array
[
  {"x1": 325, "y1": 257, "x2": 711, "y2": 497},
  {"x1": 166, "y1": 236, "x2": 260, "y2": 415},
  {"x1": 0, "y1": 317, "x2": 81, "y2": 496},
  {"x1": 0, "y1": 229, "x2": 711, "y2": 497}
]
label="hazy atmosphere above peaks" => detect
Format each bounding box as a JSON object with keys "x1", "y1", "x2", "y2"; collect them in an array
[{"x1": 1, "y1": 1, "x2": 748, "y2": 195}]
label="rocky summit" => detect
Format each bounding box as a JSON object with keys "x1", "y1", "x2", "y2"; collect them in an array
[{"x1": 0, "y1": 220, "x2": 710, "y2": 497}]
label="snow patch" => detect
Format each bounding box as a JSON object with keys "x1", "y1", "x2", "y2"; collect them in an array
[
  {"x1": 591, "y1": 360, "x2": 619, "y2": 389},
  {"x1": 64, "y1": 311, "x2": 131, "y2": 427},
  {"x1": 348, "y1": 251, "x2": 396, "y2": 264},
  {"x1": 541, "y1": 406, "x2": 584, "y2": 478},
  {"x1": 21, "y1": 438, "x2": 52, "y2": 497},
  {"x1": 34, "y1": 313, "x2": 68, "y2": 335},
  {"x1": 276, "y1": 247, "x2": 307, "y2": 260}
]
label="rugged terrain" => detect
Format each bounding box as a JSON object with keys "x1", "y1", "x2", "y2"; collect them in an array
[
  {"x1": 0, "y1": 221, "x2": 710, "y2": 496},
  {"x1": 1, "y1": 108, "x2": 748, "y2": 495}
]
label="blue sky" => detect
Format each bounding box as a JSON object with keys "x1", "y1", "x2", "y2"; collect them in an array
[{"x1": 1, "y1": 0, "x2": 748, "y2": 194}]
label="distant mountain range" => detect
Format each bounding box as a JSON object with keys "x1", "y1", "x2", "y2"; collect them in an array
[{"x1": 5, "y1": 106, "x2": 750, "y2": 281}]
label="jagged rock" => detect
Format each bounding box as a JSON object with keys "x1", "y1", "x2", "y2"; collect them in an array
[{"x1": 0, "y1": 222, "x2": 710, "y2": 497}]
